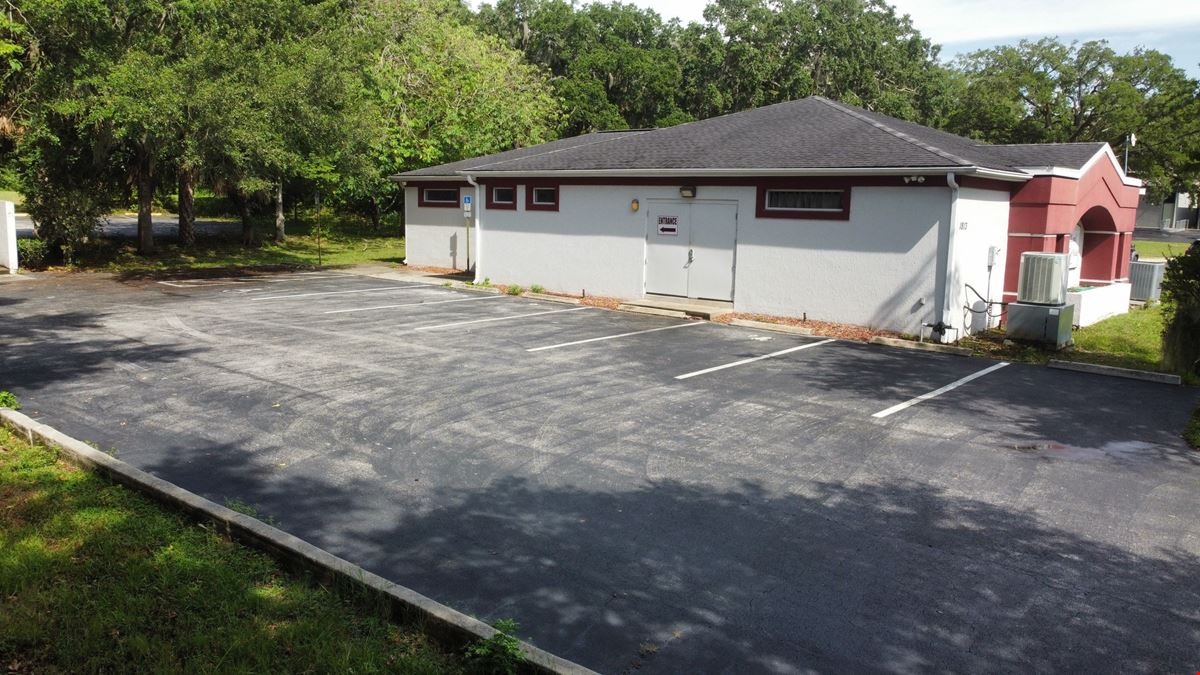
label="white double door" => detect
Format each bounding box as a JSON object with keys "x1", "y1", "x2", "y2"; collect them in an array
[{"x1": 645, "y1": 201, "x2": 738, "y2": 301}]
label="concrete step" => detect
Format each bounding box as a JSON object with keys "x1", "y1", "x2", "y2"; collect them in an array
[
  {"x1": 617, "y1": 304, "x2": 690, "y2": 319},
  {"x1": 619, "y1": 296, "x2": 732, "y2": 320}
]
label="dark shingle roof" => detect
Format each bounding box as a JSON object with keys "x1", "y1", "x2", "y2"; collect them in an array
[
  {"x1": 396, "y1": 97, "x2": 1108, "y2": 178},
  {"x1": 399, "y1": 131, "x2": 646, "y2": 178},
  {"x1": 985, "y1": 143, "x2": 1108, "y2": 170}
]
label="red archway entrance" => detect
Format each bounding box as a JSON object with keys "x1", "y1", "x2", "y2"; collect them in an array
[{"x1": 1004, "y1": 150, "x2": 1139, "y2": 302}]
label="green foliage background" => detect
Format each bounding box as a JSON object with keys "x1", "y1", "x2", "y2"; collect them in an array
[{"x1": 1, "y1": 0, "x2": 1198, "y2": 257}]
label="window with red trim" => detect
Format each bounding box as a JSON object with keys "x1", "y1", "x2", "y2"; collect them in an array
[
  {"x1": 417, "y1": 185, "x2": 461, "y2": 208},
  {"x1": 755, "y1": 183, "x2": 850, "y2": 220},
  {"x1": 526, "y1": 184, "x2": 559, "y2": 211},
  {"x1": 486, "y1": 184, "x2": 517, "y2": 210}
]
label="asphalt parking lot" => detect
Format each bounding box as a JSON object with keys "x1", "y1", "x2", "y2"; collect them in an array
[{"x1": 3, "y1": 270, "x2": 1200, "y2": 673}]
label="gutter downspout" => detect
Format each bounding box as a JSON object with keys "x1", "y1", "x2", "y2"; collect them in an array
[
  {"x1": 465, "y1": 174, "x2": 482, "y2": 283},
  {"x1": 398, "y1": 181, "x2": 408, "y2": 265},
  {"x1": 939, "y1": 172, "x2": 959, "y2": 343}
]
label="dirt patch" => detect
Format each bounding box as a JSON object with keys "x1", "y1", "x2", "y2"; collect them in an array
[
  {"x1": 402, "y1": 264, "x2": 464, "y2": 276},
  {"x1": 581, "y1": 295, "x2": 622, "y2": 310},
  {"x1": 720, "y1": 312, "x2": 898, "y2": 342}
]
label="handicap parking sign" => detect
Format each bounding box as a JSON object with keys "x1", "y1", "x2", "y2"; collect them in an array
[{"x1": 462, "y1": 195, "x2": 472, "y2": 205}]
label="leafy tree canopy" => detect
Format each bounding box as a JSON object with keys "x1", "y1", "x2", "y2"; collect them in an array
[{"x1": 948, "y1": 38, "x2": 1200, "y2": 198}]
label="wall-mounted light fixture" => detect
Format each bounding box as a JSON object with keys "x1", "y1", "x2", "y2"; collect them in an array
[
  {"x1": 631, "y1": 198, "x2": 640, "y2": 212},
  {"x1": 679, "y1": 186, "x2": 697, "y2": 198}
]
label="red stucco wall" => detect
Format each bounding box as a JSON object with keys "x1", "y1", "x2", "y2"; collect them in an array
[{"x1": 1004, "y1": 152, "x2": 1141, "y2": 296}]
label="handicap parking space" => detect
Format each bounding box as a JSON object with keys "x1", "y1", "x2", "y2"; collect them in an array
[{"x1": 5, "y1": 269, "x2": 1200, "y2": 674}]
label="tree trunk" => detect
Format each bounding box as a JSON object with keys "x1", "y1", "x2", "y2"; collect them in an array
[
  {"x1": 136, "y1": 152, "x2": 155, "y2": 256},
  {"x1": 274, "y1": 182, "x2": 285, "y2": 243},
  {"x1": 232, "y1": 190, "x2": 253, "y2": 246},
  {"x1": 369, "y1": 197, "x2": 380, "y2": 229},
  {"x1": 178, "y1": 168, "x2": 196, "y2": 247}
]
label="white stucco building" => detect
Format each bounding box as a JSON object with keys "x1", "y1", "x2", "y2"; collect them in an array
[{"x1": 396, "y1": 97, "x2": 1140, "y2": 340}]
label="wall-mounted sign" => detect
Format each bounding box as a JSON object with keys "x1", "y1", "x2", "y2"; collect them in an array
[
  {"x1": 657, "y1": 215, "x2": 678, "y2": 235},
  {"x1": 463, "y1": 195, "x2": 472, "y2": 205}
]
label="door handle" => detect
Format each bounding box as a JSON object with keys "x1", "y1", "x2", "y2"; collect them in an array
[{"x1": 687, "y1": 248, "x2": 694, "y2": 265}]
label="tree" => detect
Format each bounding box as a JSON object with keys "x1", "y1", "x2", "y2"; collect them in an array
[
  {"x1": 343, "y1": 0, "x2": 559, "y2": 216},
  {"x1": 477, "y1": 0, "x2": 687, "y2": 134},
  {"x1": 1162, "y1": 244, "x2": 1200, "y2": 377},
  {"x1": 676, "y1": 0, "x2": 948, "y2": 123},
  {"x1": 947, "y1": 38, "x2": 1200, "y2": 199}
]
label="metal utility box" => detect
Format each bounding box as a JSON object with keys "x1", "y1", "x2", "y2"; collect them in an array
[
  {"x1": 1129, "y1": 261, "x2": 1165, "y2": 302},
  {"x1": 1007, "y1": 302, "x2": 1074, "y2": 349}
]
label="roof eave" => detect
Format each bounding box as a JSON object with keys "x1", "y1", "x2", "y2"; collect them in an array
[
  {"x1": 458, "y1": 166, "x2": 1032, "y2": 181},
  {"x1": 1012, "y1": 144, "x2": 1143, "y2": 188},
  {"x1": 389, "y1": 174, "x2": 474, "y2": 183}
]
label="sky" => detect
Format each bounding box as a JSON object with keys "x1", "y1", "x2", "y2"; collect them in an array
[{"x1": 625, "y1": 0, "x2": 1200, "y2": 77}]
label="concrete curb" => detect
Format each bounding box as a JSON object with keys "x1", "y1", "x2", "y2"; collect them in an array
[
  {"x1": 0, "y1": 409, "x2": 597, "y2": 675},
  {"x1": 730, "y1": 319, "x2": 813, "y2": 336},
  {"x1": 869, "y1": 336, "x2": 972, "y2": 357},
  {"x1": 1047, "y1": 360, "x2": 1182, "y2": 385},
  {"x1": 524, "y1": 292, "x2": 581, "y2": 305}
]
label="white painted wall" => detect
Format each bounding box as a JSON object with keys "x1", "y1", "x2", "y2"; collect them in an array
[
  {"x1": 479, "y1": 184, "x2": 652, "y2": 297},
  {"x1": 402, "y1": 186, "x2": 474, "y2": 270},
  {"x1": 0, "y1": 201, "x2": 16, "y2": 273},
  {"x1": 735, "y1": 186, "x2": 948, "y2": 334},
  {"x1": 406, "y1": 179, "x2": 1012, "y2": 336},
  {"x1": 951, "y1": 187, "x2": 1011, "y2": 334}
]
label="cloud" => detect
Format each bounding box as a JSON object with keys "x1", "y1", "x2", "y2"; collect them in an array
[{"x1": 886, "y1": 0, "x2": 1200, "y2": 44}]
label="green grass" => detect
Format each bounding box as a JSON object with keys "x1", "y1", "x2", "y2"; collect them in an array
[
  {"x1": 1071, "y1": 304, "x2": 1166, "y2": 371},
  {"x1": 0, "y1": 425, "x2": 462, "y2": 672},
  {"x1": 962, "y1": 304, "x2": 1172, "y2": 374},
  {"x1": 1134, "y1": 240, "x2": 1189, "y2": 259},
  {"x1": 0, "y1": 189, "x2": 23, "y2": 209},
  {"x1": 71, "y1": 215, "x2": 404, "y2": 274}
]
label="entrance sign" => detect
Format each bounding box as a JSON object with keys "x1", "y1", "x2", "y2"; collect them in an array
[{"x1": 657, "y1": 215, "x2": 679, "y2": 236}]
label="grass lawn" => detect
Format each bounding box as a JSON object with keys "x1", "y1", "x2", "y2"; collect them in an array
[
  {"x1": 1134, "y1": 240, "x2": 1190, "y2": 259},
  {"x1": 68, "y1": 215, "x2": 405, "y2": 275},
  {"x1": 963, "y1": 304, "x2": 1175, "y2": 375},
  {"x1": 0, "y1": 424, "x2": 464, "y2": 672},
  {"x1": 0, "y1": 189, "x2": 23, "y2": 209}
]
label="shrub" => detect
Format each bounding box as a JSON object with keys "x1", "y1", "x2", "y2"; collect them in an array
[
  {"x1": 23, "y1": 183, "x2": 105, "y2": 264},
  {"x1": 1162, "y1": 244, "x2": 1200, "y2": 376},
  {"x1": 529, "y1": 284, "x2": 545, "y2": 294},
  {"x1": 464, "y1": 619, "x2": 524, "y2": 674},
  {"x1": 16, "y1": 238, "x2": 49, "y2": 269},
  {"x1": 505, "y1": 284, "x2": 523, "y2": 296},
  {"x1": 0, "y1": 390, "x2": 20, "y2": 409}
]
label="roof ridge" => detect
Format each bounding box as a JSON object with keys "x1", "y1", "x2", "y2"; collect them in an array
[
  {"x1": 988, "y1": 141, "x2": 1104, "y2": 147},
  {"x1": 812, "y1": 96, "x2": 973, "y2": 167},
  {"x1": 466, "y1": 129, "x2": 655, "y2": 172}
]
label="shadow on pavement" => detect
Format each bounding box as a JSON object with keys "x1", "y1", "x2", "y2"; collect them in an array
[{"x1": 141, "y1": 442, "x2": 1200, "y2": 674}]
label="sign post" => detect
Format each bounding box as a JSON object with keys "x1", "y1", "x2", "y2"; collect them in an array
[{"x1": 463, "y1": 194, "x2": 473, "y2": 272}]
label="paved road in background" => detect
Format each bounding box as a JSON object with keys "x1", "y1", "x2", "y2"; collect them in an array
[
  {"x1": 3, "y1": 270, "x2": 1199, "y2": 673},
  {"x1": 14, "y1": 213, "x2": 240, "y2": 240},
  {"x1": 1133, "y1": 227, "x2": 1200, "y2": 244}
]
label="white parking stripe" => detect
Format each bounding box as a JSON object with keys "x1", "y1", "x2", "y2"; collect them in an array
[
  {"x1": 415, "y1": 306, "x2": 590, "y2": 331},
  {"x1": 323, "y1": 294, "x2": 505, "y2": 314},
  {"x1": 250, "y1": 284, "x2": 428, "y2": 301},
  {"x1": 674, "y1": 338, "x2": 836, "y2": 380},
  {"x1": 871, "y1": 361, "x2": 1010, "y2": 419},
  {"x1": 527, "y1": 320, "x2": 704, "y2": 352},
  {"x1": 157, "y1": 274, "x2": 347, "y2": 288}
]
